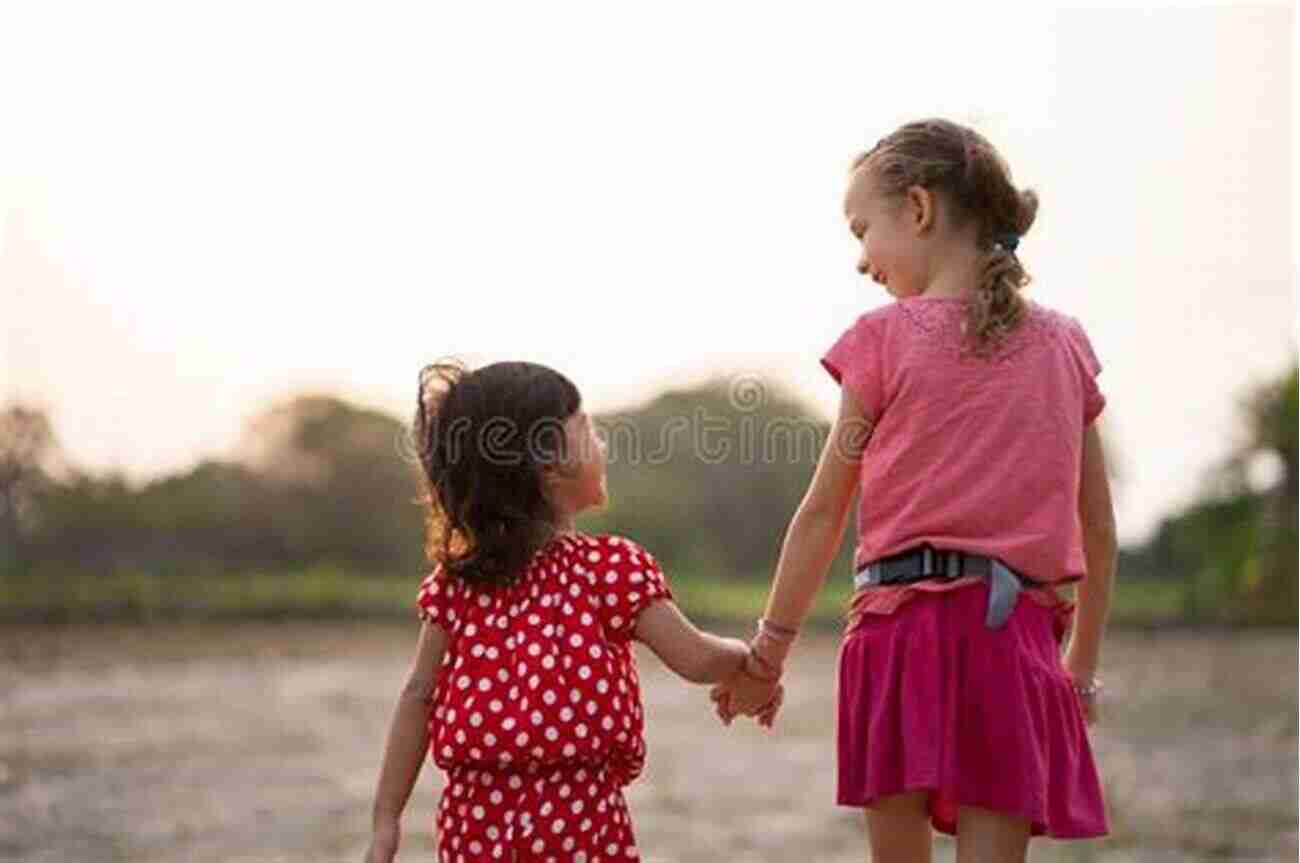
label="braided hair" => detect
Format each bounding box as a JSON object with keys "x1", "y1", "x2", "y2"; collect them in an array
[{"x1": 851, "y1": 118, "x2": 1039, "y2": 357}]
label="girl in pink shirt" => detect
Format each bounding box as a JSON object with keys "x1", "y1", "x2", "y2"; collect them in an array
[{"x1": 712, "y1": 118, "x2": 1116, "y2": 861}]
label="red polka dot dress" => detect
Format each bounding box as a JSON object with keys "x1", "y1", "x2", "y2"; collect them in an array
[{"x1": 414, "y1": 532, "x2": 673, "y2": 862}]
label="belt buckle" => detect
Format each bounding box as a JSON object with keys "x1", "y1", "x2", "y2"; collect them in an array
[
  {"x1": 919, "y1": 543, "x2": 959, "y2": 580},
  {"x1": 853, "y1": 563, "x2": 880, "y2": 590},
  {"x1": 920, "y1": 545, "x2": 935, "y2": 577}
]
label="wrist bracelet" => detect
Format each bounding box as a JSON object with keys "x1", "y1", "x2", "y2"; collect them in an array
[
  {"x1": 749, "y1": 633, "x2": 790, "y2": 671},
  {"x1": 748, "y1": 647, "x2": 781, "y2": 677},
  {"x1": 742, "y1": 646, "x2": 783, "y2": 682},
  {"x1": 757, "y1": 617, "x2": 800, "y2": 640},
  {"x1": 1071, "y1": 677, "x2": 1103, "y2": 697},
  {"x1": 751, "y1": 631, "x2": 792, "y2": 664}
]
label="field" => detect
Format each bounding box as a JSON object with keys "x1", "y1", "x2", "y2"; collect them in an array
[
  {"x1": 0, "y1": 569, "x2": 1191, "y2": 629},
  {"x1": 1, "y1": 619, "x2": 1294, "y2": 862}
]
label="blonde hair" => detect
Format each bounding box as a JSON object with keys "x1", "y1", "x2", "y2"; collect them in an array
[{"x1": 851, "y1": 118, "x2": 1039, "y2": 357}]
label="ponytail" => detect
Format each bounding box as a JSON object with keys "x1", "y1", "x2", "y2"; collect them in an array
[{"x1": 852, "y1": 119, "x2": 1039, "y2": 357}]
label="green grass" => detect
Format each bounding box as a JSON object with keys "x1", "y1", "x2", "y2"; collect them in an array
[
  {"x1": 668, "y1": 573, "x2": 856, "y2": 630},
  {"x1": 1108, "y1": 573, "x2": 1189, "y2": 625},
  {"x1": 0, "y1": 565, "x2": 856, "y2": 627},
  {"x1": 1, "y1": 564, "x2": 406, "y2": 622},
  {"x1": 0, "y1": 565, "x2": 1251, "y2": 629}
]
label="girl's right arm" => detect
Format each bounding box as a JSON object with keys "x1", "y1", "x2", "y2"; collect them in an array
[
  {"x1": 365, "y1": 619, "x2": 448, "y2": 863},
  {"x1": 1065, "y1": 423, "x2": 1118, "y2": 718},
  {"x1": 756, "y1": 386, "x2": 868, "y2": 633},
  {"x1": 709, "y1": 387, "x2": 868, "y2": 723}
]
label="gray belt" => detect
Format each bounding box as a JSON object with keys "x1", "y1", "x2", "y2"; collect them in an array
[{"x1": 853, "y1": 544, "x2": 1041, "y2": 630}]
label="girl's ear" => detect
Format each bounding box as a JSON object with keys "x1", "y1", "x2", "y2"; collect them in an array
[
  {"x1": 906, "y1": 185, "x2": 935, "y2": 234},
  {"x1": 538, "y1": 459, "x2": 571, "y2": 488}
]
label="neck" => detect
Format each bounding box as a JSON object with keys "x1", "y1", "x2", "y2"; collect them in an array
[{"x1": 918, "y1": 241, "x2": 984, "y2": 300}]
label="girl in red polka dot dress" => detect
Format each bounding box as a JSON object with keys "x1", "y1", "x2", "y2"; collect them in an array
[{"x1": 365, "y1": 360, "x2": 768, "y2": 863}]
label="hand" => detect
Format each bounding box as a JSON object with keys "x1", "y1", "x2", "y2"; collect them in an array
[
  {"x1": 363, "y1": 818, "x2": 400, "y2": 863},
  {"x1": 1062, "y1": 656, "x2": 1101, "y2": 727},
  {"x1": 1070, "y1": 680, "x2": 1100, "y2": 727},
  {"x1": 753, "y1": 681, "x2": 784, "y2": 729},
  {"x1": 710, "y1": 677, "x2": 736, "y2": 725},
  {"x1": 710, "y1": 668, "x2": 783, "y2": 728}
]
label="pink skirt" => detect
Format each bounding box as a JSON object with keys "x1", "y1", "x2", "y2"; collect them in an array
[{"x1": 836, "y1": 579, "x2": 1109, "y2": 839}]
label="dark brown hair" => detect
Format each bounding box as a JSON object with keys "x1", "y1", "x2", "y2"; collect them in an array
[
  {"x1": 852, "y1": 118, "x2": 1039, "y2": 356},
  {"x1": 412, "y1": 360, "x2": 581, "y2": 587}
]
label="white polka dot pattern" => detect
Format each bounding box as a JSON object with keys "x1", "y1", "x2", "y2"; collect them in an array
[
  {"x1": 414, "y1": 533, "x2": 671, "y2": 859},
  {"x1": 435, "y1": 763, "x2": 641, "y2": 861}
]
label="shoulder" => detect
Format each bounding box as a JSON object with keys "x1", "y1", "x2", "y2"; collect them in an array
[
  {"x1": 580, "y1": 533, "x2": 661, "y2": 568},
  {"x1": 1025, "y1": 301, "x2": 1099, "y2": 362},
  {"x1": 858, "y1": 301, "x2": 900, "y2": 324},
  {"x1": 573, "y1": 535, "x2": 666, "y2": 585},
  {"x1": 1009, "y1": 302, "x2": 1102, "y2": 390},
  {"x1": 418, "y1": 563, "x2": 450, "y2": 593},
  {"x1": 824, "y1": 303, "x2": 901, "y2": 359},
  {"x1": 584, "y1": 535, "x2": 673, "y2": 614},
  {"x1": 416, "y1": 563, "x2": 464, "y2": 626},
  {"x1": 1021, "y1": 299, "x2": 1084, "y2": 337},
  {"x1": 846, "y1": 302, "x2": 901, "y2": 335}
]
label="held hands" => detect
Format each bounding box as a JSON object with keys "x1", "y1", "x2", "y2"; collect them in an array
[
  {"x1": 710, "y1": 660, "x2": 784, "y2": 729},
  {"x1": 709, "y1": 617, "x2": 798, "y2": 730}
]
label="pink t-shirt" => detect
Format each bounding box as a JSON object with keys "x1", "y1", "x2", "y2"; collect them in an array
[{"x1": 821, "y1": 295, "x2": 1105, "y2": 591}]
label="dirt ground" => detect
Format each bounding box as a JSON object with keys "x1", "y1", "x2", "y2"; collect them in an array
[{"x1": 1, "y1": 620, "x2": 1294, "y2": 862}]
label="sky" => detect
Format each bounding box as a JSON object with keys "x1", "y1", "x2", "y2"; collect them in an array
[{"x1": 1, "y1": 1, "x2": 1295, "y2": 547}]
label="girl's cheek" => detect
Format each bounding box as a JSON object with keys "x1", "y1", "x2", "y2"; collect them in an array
[{"x1": 584, "y1": 462, "x2": 604, "y2": 495}]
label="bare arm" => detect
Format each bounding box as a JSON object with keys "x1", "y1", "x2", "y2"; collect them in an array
[
  {"x1": 1065, "y1": 422, "x2": 1118, "y2": 677},
  {"x1": 634, "y1": 599, "x2": 748, "y2": 684},
  {"x1": 708, "y1": 388, "x2": 869, "y2": 724},
  {"x1": 370, "y1": 620, "x2": 447, "y2": 829},
  {"x1": 761, "y1": 386, "x2": 870, "y2": 630}
]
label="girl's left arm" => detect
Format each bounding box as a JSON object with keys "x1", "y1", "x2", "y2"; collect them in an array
[
  {"x1": 368, "y1": 620, "x2": 448, "y2": 844},
  {"x1": 761, "y1": 385, "x2": 870, "y2": 631},
  {"x1": 710, "y1": 388, "x2": 868, "y2": 724}
]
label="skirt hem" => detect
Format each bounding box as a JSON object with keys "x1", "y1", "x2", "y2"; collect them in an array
[{"x1": 834, "y1": 783, "x2": 1109, "y2": 840}]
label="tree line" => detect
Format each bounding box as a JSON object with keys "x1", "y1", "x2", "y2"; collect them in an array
[{"x1": 2, "y1": 366, "x2": 1294, "y2": 624}]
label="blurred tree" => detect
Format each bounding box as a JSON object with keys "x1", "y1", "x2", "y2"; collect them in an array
[
  {"x1": 21, "y1": 393, "x2": 427, "y2": 579},
  {"x1": 0, "y1": 404, "x2": 65, "y2": 570},
  {"x1": 13, "y1": 361, "x2": 1294, "y2": 627},
  {"x1": 1209, "y1": 363, "x2": 1298, "y2": 622},
  {"x1": 1121, "y1": 362, "x2": 1298, "y2": 623},
  {"x1": 232, "y1": 394, "x2": 426, "y2": 573},
  {"x1": 579, "y1": 376, "x2": 856, "y2": 581}
]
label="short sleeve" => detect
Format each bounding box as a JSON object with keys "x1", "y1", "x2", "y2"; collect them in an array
[
  {"x1": 820, "y1": 311, "x2": 886, "y2": 422},
  {"x1": 1065, "y1": 316, "x2": 1106, "y2": 424},
  {"x1": 415, "y1": 566, "x2": 458, "y2": 631},
  {"x1": 590, "y1": 536, "x2": 674, "y2": 643}
]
